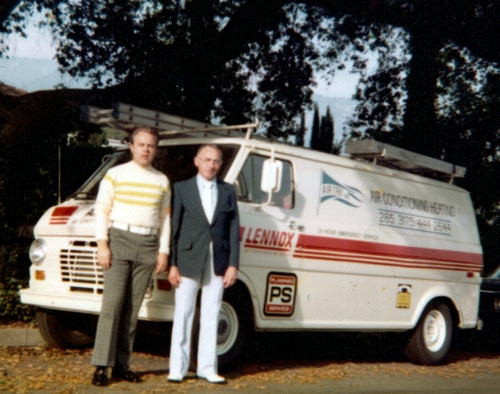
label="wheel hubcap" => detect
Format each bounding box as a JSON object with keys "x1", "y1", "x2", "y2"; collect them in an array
[
  {"x1": 424, "y1": 310, "x2": 446, "y2": 352},
  {"x1": 217, "y1": 301, "x2": 239, "y2": 355}
]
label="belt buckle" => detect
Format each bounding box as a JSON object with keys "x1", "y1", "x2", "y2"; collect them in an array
[{"x1": 113, "y1": 222, "x2": 153, "y2": 235}]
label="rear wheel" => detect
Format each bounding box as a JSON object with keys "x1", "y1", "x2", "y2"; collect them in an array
[
  {"x1": 405, "y1": 301, "x2": 452, "y2": 365},
  {"x1": 37, "y1": 308, "x2": 96, "y2": 349}
]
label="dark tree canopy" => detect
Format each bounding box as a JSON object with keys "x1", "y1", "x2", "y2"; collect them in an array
[
  {"x1": 1, "y1": 1, "x2": 500, "y2": 272},
  {"x1": 2, "y1": 1, "x2": 499, "y2": 127},
  {"x1": 0, "y1": 0, "x2": 20, "y2": 33}
]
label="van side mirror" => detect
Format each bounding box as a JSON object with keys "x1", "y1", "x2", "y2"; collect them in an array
[{"x1": 261, "y1": 159, "x2": 283, "y2": 194}]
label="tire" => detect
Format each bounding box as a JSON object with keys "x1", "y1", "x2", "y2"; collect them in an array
[
  {"x1": 405, "y1": 301, "x2": 452, "y2": 365},
  {"x1": 36, "y1": 309, "x2": 96, "y2": 349},
  {"x1": 190, "y1": 283, "x2": 253, "y2": 370}
]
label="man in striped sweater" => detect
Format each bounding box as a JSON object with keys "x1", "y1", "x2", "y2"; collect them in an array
[{"x1": 90, "y1": 126, "x2": 171, "y2": 386}]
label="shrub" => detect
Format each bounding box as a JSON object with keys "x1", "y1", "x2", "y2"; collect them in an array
[{"x1": 0, "y1": 278, "x2": 36, "y2": 324}]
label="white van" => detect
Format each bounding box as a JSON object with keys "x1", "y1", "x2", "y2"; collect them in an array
[{"x1": 21, "y1": 103, "x2": 483, "y2": 366}]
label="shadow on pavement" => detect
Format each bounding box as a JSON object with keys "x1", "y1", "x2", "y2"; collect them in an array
[{"x1": 131, "y1": 322, "x2": 500, "y2": 376}]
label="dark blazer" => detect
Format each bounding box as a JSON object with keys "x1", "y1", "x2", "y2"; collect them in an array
[{"x1": 170, "y1": 176, "x2": 240, "y2": 278}]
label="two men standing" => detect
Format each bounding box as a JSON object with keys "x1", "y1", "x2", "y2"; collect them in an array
[{"x1": 91, "y1": 135, "x2": 239, "y2": 386}]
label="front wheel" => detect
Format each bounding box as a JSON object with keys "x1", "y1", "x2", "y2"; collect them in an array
[
  {"x1": 189, "y1": 283, "x2": 253, "y2": 369},
  {"x1": 193, "y1": 283, "x2": 252, "y2": 369},
  {"x1": 405, "y1": 301, "x2": 452, "y2": 365},
  {"x1": 37, "y1": 309, "x2": 96, "y2": 349}
]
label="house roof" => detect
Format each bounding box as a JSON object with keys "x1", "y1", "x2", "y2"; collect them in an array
[{"x1": 0, "y1": 81, "x2": 27, "y2": 97}]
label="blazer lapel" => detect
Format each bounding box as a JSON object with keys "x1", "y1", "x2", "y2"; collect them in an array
[
  {"x1": 186, "y1": 177, "x2": 210, "y2": 224},
  {"x1": 212, "y1": 181, "x2": 228, "y2": 222}
]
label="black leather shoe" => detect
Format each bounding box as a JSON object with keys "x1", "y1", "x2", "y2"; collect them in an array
[
  {"x1": 92, "y1": 367, "x2": 109, "y2": 386},
  {"x1": 112, "y1": 365, "x2": 142, "y2": 383}
]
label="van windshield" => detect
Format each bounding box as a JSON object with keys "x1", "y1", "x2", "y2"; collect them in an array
[{"x1": 68, "y1": 144, "x2": 240, "y2": 200}]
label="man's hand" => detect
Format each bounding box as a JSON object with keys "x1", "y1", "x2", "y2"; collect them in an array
[
  {"x1": 155, "y1": 253, "x2": 168, "y2": 274},
  {"x1": 168, "y1": 265, "x2": 182, "y2": 288},
  {"x1": 97, "y1": 240, "x2": 112, "y2": 270},
  {"x1": 223, "y1": 266, "x2": 238, "y2": 288}
]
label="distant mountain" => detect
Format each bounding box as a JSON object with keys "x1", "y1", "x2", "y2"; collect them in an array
[{"x1": 0, "y1": 56, "x2": 89, "y2": 92}]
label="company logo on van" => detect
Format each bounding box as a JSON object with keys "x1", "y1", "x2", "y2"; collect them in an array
[
  {"x1": 241, "y1": 227, "x2": 295, "y2": 252},
  {"x1": 320, "y1": 171, "x2": 363, "y2": 207},
  {"x1": 49, "y1": 206, "x2": 78, "y2": 225}
]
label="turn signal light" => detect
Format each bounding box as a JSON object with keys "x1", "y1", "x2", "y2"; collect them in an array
[{"x1": 35, "y1": 270, "x2": 46, "y2": 280}]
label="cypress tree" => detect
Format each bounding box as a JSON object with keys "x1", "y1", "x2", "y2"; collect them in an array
[{"x1": 310, "y1": 103, "x2": 321, "y2": 150}]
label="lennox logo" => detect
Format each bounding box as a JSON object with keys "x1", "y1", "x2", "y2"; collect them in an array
[
  {"x1": 242, "y1": 227, "x2": 295, "y2": 252},
  {"x1": 320, "y1": 171, "x2": 363, "y2": 208}
]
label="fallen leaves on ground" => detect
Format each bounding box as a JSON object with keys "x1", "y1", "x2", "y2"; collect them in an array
[{"x1": 0, "y1": 345, "x2": 499, "y2": 393}]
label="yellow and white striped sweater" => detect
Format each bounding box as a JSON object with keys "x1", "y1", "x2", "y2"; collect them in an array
[{"x1": 95, "y1": 161, "x2": 171, "y2": 254}]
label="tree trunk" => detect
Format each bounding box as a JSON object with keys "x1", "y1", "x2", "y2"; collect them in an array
[{"x1": 401, "y1": 28, "x2": 442, "y2": 157}]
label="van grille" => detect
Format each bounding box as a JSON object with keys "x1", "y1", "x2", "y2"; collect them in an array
[{"x1": 60, "y1": 240, "x2": 103, "y2": 294}]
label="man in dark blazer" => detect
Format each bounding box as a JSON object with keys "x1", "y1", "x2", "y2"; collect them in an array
[{"x1": 167, "y1": 144, "x2": 239, "y2": 384}]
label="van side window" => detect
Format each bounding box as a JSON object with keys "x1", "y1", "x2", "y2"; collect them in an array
[{"x1": 236, "y1": 154, "x2": 294, "y2": 209}]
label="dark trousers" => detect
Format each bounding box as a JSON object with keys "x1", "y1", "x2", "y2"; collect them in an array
[{"x1": 91, "y1": 228, "x2": 157, "y2": 367}]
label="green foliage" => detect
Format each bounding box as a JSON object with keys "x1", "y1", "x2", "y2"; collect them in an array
[
  {"x1": 310, "y1": 103, "x2": 321, "y2": 150},
  {"x1": 319, "y1": 106, "x2": 334, "y2": 153},
  {"x1": 309, "y1": 104, "x2": 334, "y2": 153},
  {"x1": 0, "y1": 128, "x2": 107, "y2": 322},
  {"x1": 347, "y1": 26, "x2": 410, "y2": 141},
  {"x1": 1, "y1": 0, "x2": 500, "y2": 275},
  {"x1": 1, "y1": 1, "x2": 367, "y2": 136},
  {"x1": 0, "y1": 233, "x2": 32, "y2": 282},
  {"x1": 0, "y1": 136, "x2": 107, "y2": 233},
  {"x1": 2, "y1": 0, "x2": 500, "y2": 139},
  {"x1": 0, "y1": 277, "x2": 35, "y2": 323},
  {"x1": 0, "y1": 242, "x2": 35, "y2": 324},
  {"x1": 295, "y1": 112, "x2": 305, "y2": 146}
]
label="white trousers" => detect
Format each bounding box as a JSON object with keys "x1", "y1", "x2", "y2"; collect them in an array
[{"x1": 169, "y1": 246, "x2": 224, "y2": 378}]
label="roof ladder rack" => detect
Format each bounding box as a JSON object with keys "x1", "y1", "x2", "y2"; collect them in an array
[
  {"x1": 81, "y1": 102, "x2": 259, "y2": 139},
  {"x1": 345, "y1": 139, "x2": 466, "y2": 183}
]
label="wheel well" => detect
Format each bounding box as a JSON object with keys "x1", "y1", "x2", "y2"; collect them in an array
[
  {"x1": 224, "y1": 280, "x2": 254, "y2": 326},
  {"x1": 430, "y1": 297, "x2": 459, "y2": 328},
  {"x1": 405, "y1": 297, "x2": 456, "y2": 365}
]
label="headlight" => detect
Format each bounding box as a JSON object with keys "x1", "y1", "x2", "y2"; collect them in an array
[{"x1": 29, "y1": 239, "x2": 47, "y2": 264}]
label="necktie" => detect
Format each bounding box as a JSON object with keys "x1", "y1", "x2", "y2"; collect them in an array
[{"x1": 202, "y1": 183, "x2": 215, "y2": 221}]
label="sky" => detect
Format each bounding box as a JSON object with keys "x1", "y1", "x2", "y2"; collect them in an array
[
  {"x1": 1, "y1": 20, "x2": 90, "y2": 91},
  {"x1": 6, "y1": 21, "x2": 56, "y2": 60},
  {"x1": 2, "y1": 19, "x2": 360, "y2": 97}
]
